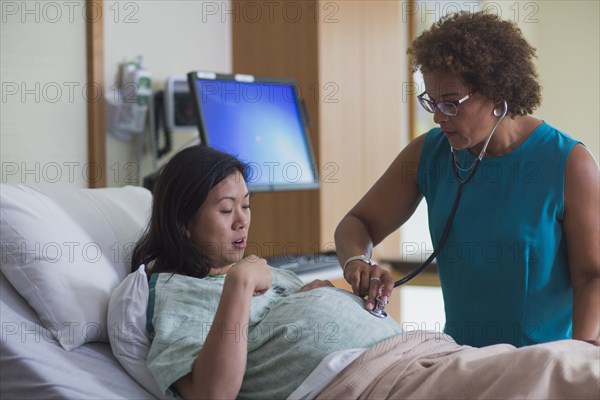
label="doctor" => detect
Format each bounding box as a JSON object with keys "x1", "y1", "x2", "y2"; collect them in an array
[{"x1": 335, "y1": 11, "x2": 600, "y2": 347}]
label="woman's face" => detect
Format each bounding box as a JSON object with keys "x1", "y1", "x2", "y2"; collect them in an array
[
  {"x1": 188, "y1": 171, "x2": 250, "y2": 270},
  {"x1": 422, "y1": 71, "x2": 498, "y2": 150}
]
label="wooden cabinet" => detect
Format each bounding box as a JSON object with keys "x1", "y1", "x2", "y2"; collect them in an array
[
  {"x1": 232, "y1": 1, "x2": 406, "y2": 261},
  {"x1": 232, "y1": 0, "x2": 321, "y2": 258}
]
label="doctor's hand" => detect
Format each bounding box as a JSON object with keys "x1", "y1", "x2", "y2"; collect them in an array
[{"x1": 344, "y1": 261, "x2": 394, "y2": 311}]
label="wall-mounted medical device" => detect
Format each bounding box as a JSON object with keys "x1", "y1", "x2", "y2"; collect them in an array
[
  {"x1": 148, "y1": 76, "x2": 197, "y2": 160},
  {"x1": 164, "y1": 76, "x2": 197, "y2": 132},
  {"x1": 106, "y1": 58, "x2": 152, "y2": 141}
]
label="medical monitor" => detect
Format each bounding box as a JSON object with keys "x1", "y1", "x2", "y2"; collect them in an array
[
  {"x1": 187, "y1": 71, "x2": 319, "y2": 192},
  {"x1": 164, "y1": 75, "x2": 196, "y2": 132}
]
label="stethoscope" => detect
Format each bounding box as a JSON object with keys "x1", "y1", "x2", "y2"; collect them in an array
[{"x1": 370, "y1": 101, "x2": 509, "y2": 318}]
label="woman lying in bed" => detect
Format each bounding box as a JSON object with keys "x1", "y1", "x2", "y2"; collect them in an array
[
  {"x1": 131, "y1": 145, "x2": 598, "y2": 400},
  {"x1": 131, "y1": 145, "x2": 402, "y2": 399}
]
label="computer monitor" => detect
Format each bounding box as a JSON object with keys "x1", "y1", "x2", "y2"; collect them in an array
[{"x1": 187, "y1": 71, "x2": 319, "y2": 192}]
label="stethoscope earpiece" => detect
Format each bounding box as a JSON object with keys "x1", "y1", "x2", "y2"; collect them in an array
[{"x1": 493, "y1": 100, "x2": 508, "y2": 117}]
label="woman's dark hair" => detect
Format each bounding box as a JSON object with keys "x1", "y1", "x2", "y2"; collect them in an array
[
  {"x1": 407, "y1": 11, "x2": 541, "y2": 116},
  {"x1": 131, "y1": 145, "x2": 248, "y2": 279}
]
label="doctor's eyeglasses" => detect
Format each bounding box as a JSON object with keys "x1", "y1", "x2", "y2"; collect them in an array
[{"x1": 417, "y1": 91, "x2": 475, "y2": 117}]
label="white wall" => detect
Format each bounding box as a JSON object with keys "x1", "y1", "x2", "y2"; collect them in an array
[
  {"x1": 1, "y1": 0, "x2": 88, "y2": 187},
  {"x1": 532, "y1": 1, "x2": 599, "y2": 160},
  {"x1": 103, "y1": 0, "x2": 232, "y2": 187},
  {"x1": 0, "y1": 0, "x2": 232, "y2": 188}
]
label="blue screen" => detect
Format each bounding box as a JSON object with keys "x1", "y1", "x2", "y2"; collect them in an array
[{"x1": 193, "y1": 78, "x2": 318, "y2": 191}]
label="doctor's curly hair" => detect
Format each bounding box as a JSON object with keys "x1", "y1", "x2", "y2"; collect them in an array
[{"x1": 407, "y1": 11, "x2": 541, "y2": 116}]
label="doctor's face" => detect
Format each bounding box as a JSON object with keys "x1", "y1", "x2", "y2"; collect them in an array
[
  {"x1": 422, "y1": 71, "x2": 498, "y2": 151},
  {"x1": 188, "y1": 171, "x2": 250, "y2": 270}
]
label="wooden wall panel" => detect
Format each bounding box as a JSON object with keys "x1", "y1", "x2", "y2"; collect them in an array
[
  {"x1": 232, "y1": 0, "x2": 405, "y2": 259},
  {"x1": 86, "y1": 0, "x2": 106, "y2": 188},
  {"x1": 232, "y1": 0, "x2": 321, "y2": 257},
  {"x1": 362, "y1": 2, "x2": 403, "y2": 258},
  {"x1": 319, "y1": 1, "x2": 403, "y2": 259},
  {"x1": 318, "y1": 2, "x2": 363, "y2": 246}
]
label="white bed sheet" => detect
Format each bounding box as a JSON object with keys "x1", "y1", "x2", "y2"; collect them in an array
[{"x1": 0, "y1": 271, "x2": 157, "y2": 399}]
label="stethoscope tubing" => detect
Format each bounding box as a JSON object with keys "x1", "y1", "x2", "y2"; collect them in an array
[
  {"x1": 393, "y1": 158, "x2": 480, "y2": 287},
  {"x1": 392, "y1": 101, "x2": 508, "y2": 288}
]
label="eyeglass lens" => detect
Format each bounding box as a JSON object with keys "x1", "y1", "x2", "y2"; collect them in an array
[{"x1": 418, "y1": 96, "x2": 458, "y2": 116}]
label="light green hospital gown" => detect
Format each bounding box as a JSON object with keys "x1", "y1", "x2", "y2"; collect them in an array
[{"x1": 146, "y1": 268, "x2": 402, "y2": 399}]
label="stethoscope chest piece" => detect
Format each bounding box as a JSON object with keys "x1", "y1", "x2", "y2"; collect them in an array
[
  {"x1": 368, "y1": 296, "x2": 389, "y2": 318},
  {"x1": 369, "y1": 309, "x2": 388, "y2": 318}
]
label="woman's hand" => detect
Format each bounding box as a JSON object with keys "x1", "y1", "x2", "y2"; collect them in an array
[
  {"x1": 298, "y1": 279, "x2": 335, "y2": 292},
  {"x1": 229, "y1": 255, "x2": 272, "y2": 296},
  {"x1": 176, "y1": 255, "x2": 271, "y2": 400},
  {"x1": 344, "y1": 261, "x2": 394, "y2": 311}
]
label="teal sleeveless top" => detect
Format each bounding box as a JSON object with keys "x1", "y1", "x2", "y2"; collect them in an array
[{"x1": 417, "y1": 122, "x2": 579, "y2": 347}]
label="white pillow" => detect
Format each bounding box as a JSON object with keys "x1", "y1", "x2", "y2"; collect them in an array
[
  {"x1": 0, "y1": 184, "x2": 151, "y2": 350},
  {"x1": 108, "y1": 264, "x2": 165, "y2": 399}
]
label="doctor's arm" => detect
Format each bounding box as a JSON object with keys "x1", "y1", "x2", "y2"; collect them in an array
[
  {"x1": 563, "y1": 144, "x2": 600, "y2": 344},
  {"x1": 335, "y1": 135, "x2": 425, "y2": 309},
  {"x1": 174, "y1": 258, "x2": 271, "y2": 399}
]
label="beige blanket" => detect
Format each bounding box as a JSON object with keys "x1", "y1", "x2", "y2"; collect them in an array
[{"x1": 316, "y1": 331, "x2": 599, "y2": 399}]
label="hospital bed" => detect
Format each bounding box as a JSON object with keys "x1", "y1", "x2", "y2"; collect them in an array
[{"x1": 1, "y1": 184, "x2": 598, "y2": 399}]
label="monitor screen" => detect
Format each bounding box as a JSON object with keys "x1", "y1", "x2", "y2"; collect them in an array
[{"x1": 187, "y1": 71, "x2": 319, "y2": 192}]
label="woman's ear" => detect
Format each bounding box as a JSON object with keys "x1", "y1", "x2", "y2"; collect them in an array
[{"x1": 183, "y1": 224, "x2": 191, "y2": 239}]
